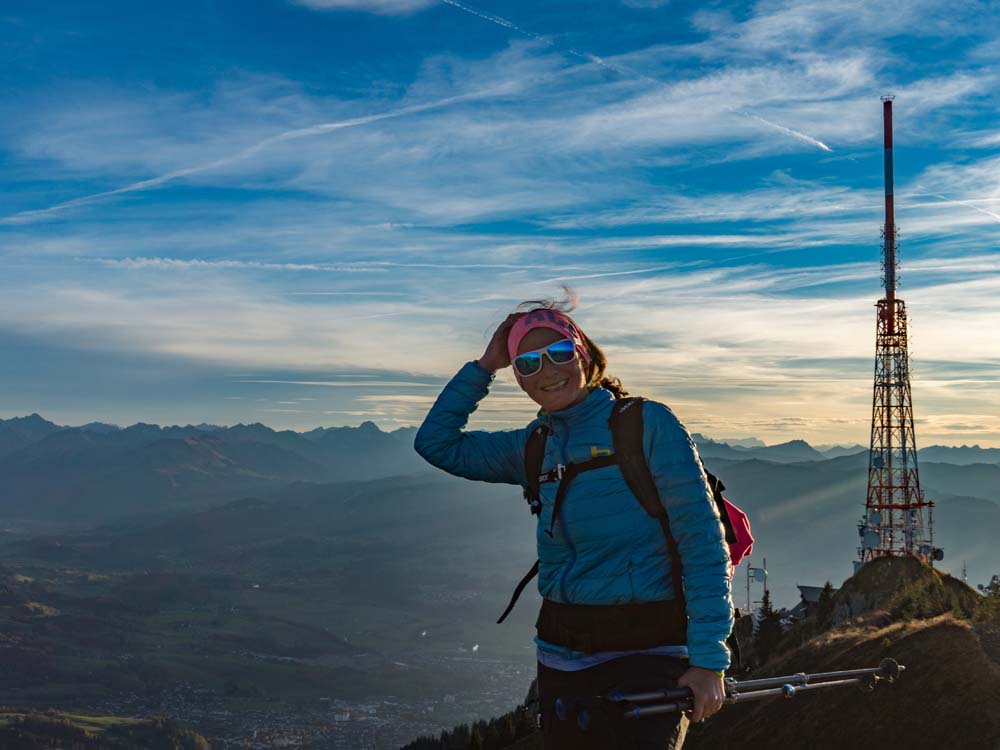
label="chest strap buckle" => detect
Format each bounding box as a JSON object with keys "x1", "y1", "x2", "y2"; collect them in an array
[{"x1": 539, "y1": 463, "x2": 565, "y2": 484}]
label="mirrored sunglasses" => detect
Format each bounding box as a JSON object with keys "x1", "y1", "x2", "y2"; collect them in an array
[{"x1": 513, "y1": 338, "x2": 578, "y2": 377}]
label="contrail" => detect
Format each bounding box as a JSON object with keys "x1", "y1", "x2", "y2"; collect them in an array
[
  {"x1": 440, "y1": 0, "x2": 833, "y2": 152},
  {"x1": 441, "y1": 0, "x2": 660, "y2": 84},
  {"x1": 1, "y1": 88, "x2": 504, "y2": 225},
  {"x1": 740, "y1": 112, "x2": 833, "y2": 153},
  {"x1": 441, "y1": 0, "x2": 530, "y2": 35},
  {"x1": 925, "y1": 192, "x2": 1000, "y2": 223},
  {"x1": 534, "y1": 263, "x2": 684, "y2": 284}
]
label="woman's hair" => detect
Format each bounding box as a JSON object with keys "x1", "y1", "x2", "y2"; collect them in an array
[{"x1": 515, "y1": 286, "x2": 629, "y2": 399}]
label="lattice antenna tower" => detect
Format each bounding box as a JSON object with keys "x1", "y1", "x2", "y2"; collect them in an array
[{"x1": 857, "y1": 97, "x2": 942, "y2": 569}]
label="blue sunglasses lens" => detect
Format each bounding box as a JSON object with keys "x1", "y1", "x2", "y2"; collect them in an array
[
  {"x1": 546, "y1": 339, "x2": 576, "y2": 364},
  {"x1": 513, "y1": 351, "x2": 542, "y2": 376}
]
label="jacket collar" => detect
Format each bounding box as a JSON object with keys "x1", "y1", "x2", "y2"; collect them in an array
[{"x1": 538, "y1": 386, "x2": 614, "y2": 428}]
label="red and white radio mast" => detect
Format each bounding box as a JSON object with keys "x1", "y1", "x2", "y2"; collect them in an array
[{"x1": 857, "y1": 97, "x2": 942, "y2": 569}]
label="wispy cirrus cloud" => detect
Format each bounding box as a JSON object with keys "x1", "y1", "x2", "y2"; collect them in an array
[
  {"x1": 1, "y1": 86, "x2": 514, "y2": 225},
  {"x1": 686, "y1": 0, "x2": 983, "y2": 58},
  {"x1": 88, "y1": 257, "x2": 390, "y2": 272},
  {"x1": 4, "y1": 25, "x2": 993, "y2": 234}
]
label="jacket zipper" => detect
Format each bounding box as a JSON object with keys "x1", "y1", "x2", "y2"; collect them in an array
[{"x1": 553, "y1": 427, "x2": 576, "y2": 602}]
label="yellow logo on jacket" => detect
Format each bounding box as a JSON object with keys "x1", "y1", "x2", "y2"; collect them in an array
[{"x1": 590, "y1": 446, "x2": 612, "y2": 457}]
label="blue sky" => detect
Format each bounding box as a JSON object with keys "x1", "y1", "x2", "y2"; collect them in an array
[{"x1": 1, "y1": 0, "x2": 998, "y2": 446}]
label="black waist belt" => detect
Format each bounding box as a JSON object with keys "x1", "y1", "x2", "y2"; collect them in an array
[{"x1": 536, "y1": 598, "x2": 688, "y2": 654}]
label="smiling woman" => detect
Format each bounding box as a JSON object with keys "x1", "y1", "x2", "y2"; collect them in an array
[{"x1": 413, "y1": 290, "x2": 734, "y2": 749}]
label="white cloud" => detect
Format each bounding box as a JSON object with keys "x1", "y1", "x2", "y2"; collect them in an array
[{"x1": 2, "y1": 239, "x2": 998, "y2": 444}]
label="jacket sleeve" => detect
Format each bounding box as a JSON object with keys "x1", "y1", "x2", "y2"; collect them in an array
[
  {"x1": 413, "y1": 361, "x2": 528, "y2": 486},
  {"x1": 643, "y1": 401, "x2": 734, "y2": 672}
]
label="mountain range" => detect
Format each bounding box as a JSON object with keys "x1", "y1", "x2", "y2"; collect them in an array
[
  {"x1": 0, "y1": 414, "x2": 423, "y2": 522},
  {"x1": 2, "y1": 413, "x2": 998, "y2": 606},
  {"x1": 2, "y1": 414, "x2": 996, "y2": 522}
]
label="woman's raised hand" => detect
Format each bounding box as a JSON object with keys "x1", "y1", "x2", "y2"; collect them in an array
[{"x1": 476, "y1": 313, "x2": 524, "y2": 372}]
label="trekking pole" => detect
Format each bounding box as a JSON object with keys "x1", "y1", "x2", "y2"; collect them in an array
[{"x1": 608, "y1": 658, "x2": 904, "y2": 720}]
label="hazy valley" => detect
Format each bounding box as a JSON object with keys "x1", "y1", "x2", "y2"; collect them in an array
[{"x1": 0, "y1": 414, "x2": 998, "y2": 747}]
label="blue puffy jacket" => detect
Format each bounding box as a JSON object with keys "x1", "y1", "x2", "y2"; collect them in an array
[{"x1": 414, "y1": 361, "x2": 733, "y2": 671}]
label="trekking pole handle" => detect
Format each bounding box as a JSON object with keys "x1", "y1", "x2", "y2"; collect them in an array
[
  {"x1": 620, "y1": 660, "x2": 905, "y2": 720},
  {"x1": 624, "y1": 677, "x2": 874, "y2": 719},
  {"x1": 613, "y1": 658, "x2": 904, "y2": 706}
]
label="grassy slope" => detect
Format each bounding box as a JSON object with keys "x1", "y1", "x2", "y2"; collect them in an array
[
  {"x1": 412, "y1": 559, "x2": 1000, "y2": 750},
  {"x1": 0, "y1": 709, "x2": 210, "y2": 749},
  {"x1": 687, "y1": 613, "x2": 1000, "y2": 750}
]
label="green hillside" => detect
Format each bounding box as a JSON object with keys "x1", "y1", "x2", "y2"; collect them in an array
[{"x1": 0, "y1": 709, "x2": 209, "y2": 749}]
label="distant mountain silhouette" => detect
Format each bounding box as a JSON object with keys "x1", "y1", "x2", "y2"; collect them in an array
[
  {"x1": 77, "y1": 421, "x2": 122, "y2": 434},
  {"x1": 716, "y1": 436, "x2": 766, "y2": 448},
  {"x1": 692, "y1": 434, "x2": 751, "y2": 461},
  {"x1": 693, "y1": 435, "x2": 831, "y2": 463},
  {"x1": 918, "y1": 444, "x2": 1000, "y2": 465},
  {"x1": 753, "y1": 439, "x2": 826, "y2": 462},
  {"x1": 0, "y1": 413, "x2": 62, "y2": 457},
  {"x1": 817, "y1": 443, "x2": 867, "y2": 458},
  {"x1": 0, "y1": 415, "x2": 428, "y2": 522},
  {"x1": 693, "y1": 435, "x2": 1000, "y2": 466}
]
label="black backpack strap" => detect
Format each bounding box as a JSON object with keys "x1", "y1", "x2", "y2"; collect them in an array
[
  {"x1": 609, "y1": 397, "x2": 686, "y2": 616},
  {"x1": 544, "y1": 454, "x2": 618, "y2": 537},
  {"x1": 496, "y1": 426, "x2": 549, "y2": 625},
  {"x1": 497, "y1": 560, "x2": 539, "y2": 624},
  {"x1": 726, "y1": 607, "x2": 745, "y2": 674},
  {"x1": 523, "y1": 423, "x2": 550, "y2": 516},
  {"x1": 703, "y1": 466, "x2": 738, "y2": 544}
]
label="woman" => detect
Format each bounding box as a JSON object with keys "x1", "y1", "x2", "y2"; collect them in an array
[{"x1": 414, "y1": 299, "x2": 733, "y2": 749}]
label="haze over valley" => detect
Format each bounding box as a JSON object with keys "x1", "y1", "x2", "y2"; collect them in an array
[{"x1": 1, "y1": 414, "x2": 997, "y2": 747}]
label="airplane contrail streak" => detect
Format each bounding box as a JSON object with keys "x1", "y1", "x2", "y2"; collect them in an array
[
  {"x1": 441, "y1": 0, "x2": 659, "y2": 84},
  {"x1": 926, "y1": 192, "x2": 1000, "y2": 222},
  {"x1": 1, "y1": 88, "x2": 504, "y2": 225},
  {"x1": 740, "y1": 112, "x2": 833, "y2": 153},
  {"x1": 440, "y1": 0, "x2": 833, "y2": 153},
  {"x1": 441, "y1": 0, "x2": 529, "y2": 35}
]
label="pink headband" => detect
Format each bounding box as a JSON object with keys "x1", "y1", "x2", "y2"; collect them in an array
[{"x1": 507, "y1": 309, "x2": 592, "y2": 372}]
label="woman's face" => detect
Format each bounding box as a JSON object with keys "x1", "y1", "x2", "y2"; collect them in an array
[{"x1": 515, "y1": 327, "x2": 591, "y2": 412}]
